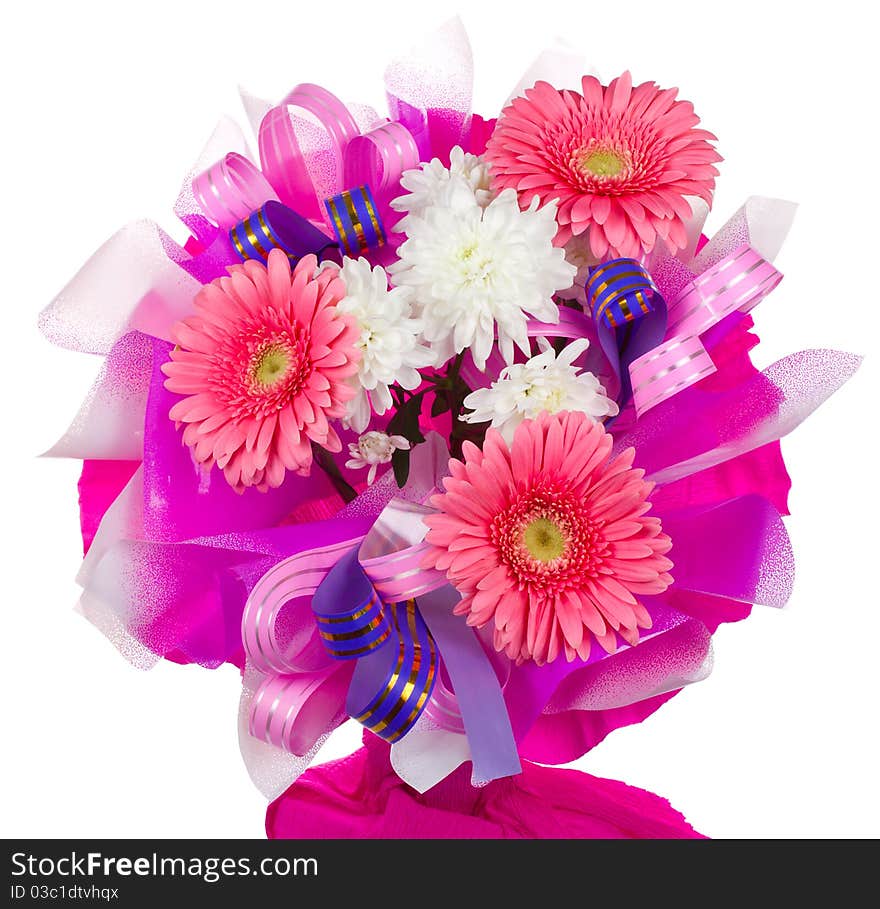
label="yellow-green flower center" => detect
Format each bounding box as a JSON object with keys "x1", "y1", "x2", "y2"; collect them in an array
[
  {"x1": 253, "y1": 346, "x2": 291, "y2": 386},
  {"x1": 579, "y1": 148, "x2": 625, "y2": 177},
  {"x1": 522, "y1": 517, "x2": 566, "y2": 562}
]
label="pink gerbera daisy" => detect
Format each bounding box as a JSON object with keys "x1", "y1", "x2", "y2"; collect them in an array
[
  {"x1": 162, "y1": 249, "x2": 360, "y2": 492},
  {"x1": 423, "y1": 411, "x2": 673, "y2": 664},
  {"x1": 485, "y1": 72, "x2": 721, "y2": 259}
]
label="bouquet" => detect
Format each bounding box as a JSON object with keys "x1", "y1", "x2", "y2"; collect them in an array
[{"x1": 41, "y1": 19, "x2": 859, "y2": 838}]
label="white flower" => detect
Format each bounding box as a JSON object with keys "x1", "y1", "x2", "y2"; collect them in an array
[
  {"x1": 391, "y1": 145, "x2": 494, "y2": 233},
  {"x1": 345, "y1": 432, "x2": 410, "y2": 484},
  {"x1": 556, "y1": 234, "x2": 600, "y2": 306},
  {"x1": 461, "y1": 337, "x2": 618, "y2": 444},
  {"x1": 333, "y1": 257, "x2": 436, "y2": 433},
  {"x1": 388, "y1": 185, "x2": 576, "y2": 370}
]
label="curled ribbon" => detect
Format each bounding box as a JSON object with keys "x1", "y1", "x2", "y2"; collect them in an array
[
  {"x1": 583, "y1": 257, "x2": 667, "y2": 407},
  {"x1": 324, "y1": 185, "x2": 387, "y2": 256},
  {"x1": 229, "y1": 201, "x2": 338, "y2": 264},
  {"x1": 585, "y1": 257, "x2": 662, "y2": 329},
  {"x1": 241, "y1": 498, "x2": 520, "y2": 781},
  {"x1": 315, "y1": 549, "x2": 437, "y2": 743}
]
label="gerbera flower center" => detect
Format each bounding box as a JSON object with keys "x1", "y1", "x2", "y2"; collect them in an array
[
  {"x1": 523, "y1": 383, "x2": 566, "y2": 412},
  {"x1": 252, "y1": 345, "x2": 291, "y2": 386},
  {"x1": 491, "y1": 483, "x2": 606, "y2": 594},
  {"x1": 522, "y1": 517, "x2": 566, "y2": 561},
  {"x1": 578, "y1": 146, "x2": 626, "y2": 177},
  {"x1": 229, "y1": 329, "x2": 313, "y2": 417}
]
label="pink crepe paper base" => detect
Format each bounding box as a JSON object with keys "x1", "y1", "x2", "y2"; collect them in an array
[
  {"x1": 266, "y1": 732, "x2": 703, "y2": 839},
  {"x1": 78, "y1": 459, "x2": 140, "y2": 555}
]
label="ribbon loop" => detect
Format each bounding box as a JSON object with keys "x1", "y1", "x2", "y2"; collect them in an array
[
  {"x1": 259, "y1": 84, "x2": 360, "y2": 222},
  {"x1": 343, "y1": 121, "x2": 420, "y2": 199},
  {"x1": 313, "y1": 587, "x2": 391, "y2": 659},
  {"x1": 192, "y1": 152, "x2": 278, "y2": 229},
  {"x1": 349, "y1": 599, "x2": 437, "y2": 743},
  {"x1": 242, "y1": 537, "x2": 362, "y2": 675},
  {"x1": 667, "y1": 244, "x2": 782, "y2": 336},
  {"x1": 629, "y1": 336, "x2": 715, "y2": 415},
  {"x1": 249, "y1": 665, "x2": 349, "y2": 755}
]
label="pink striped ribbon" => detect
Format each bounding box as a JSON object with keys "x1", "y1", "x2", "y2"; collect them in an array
[
  {"x1": 248, "y1": 665, "x2": 350, "y2": 755},
  {"x1": 192, "y1": 152, "x2": 278, "y2": 229}
]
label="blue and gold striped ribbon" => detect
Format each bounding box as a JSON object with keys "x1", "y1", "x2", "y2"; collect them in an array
[
  {"x1": 229, "y1": 200, "x2": 336, "y2": 264},
  {"x1": 351, "y1": 599, "x2": 437, "y2": 743},
  {"x1": 313, "y1": 589, "x2": 391, "y2": 659},
  {"x1": 323, "y1": 185, "x2": 386, "y2": 257},
  {"x1": 585, "y1": 258, "x2": 661, "y2": 329},
  {"x1": 312, "y1": 549, "x2": 437, "y2": 744}
]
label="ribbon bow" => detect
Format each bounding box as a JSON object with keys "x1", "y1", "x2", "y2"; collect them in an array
[
  {"x1": 515, "y1": 242, "x2": 781, "y2": 417},
  {"x1": 189, "y1": 82, "x2": 421, "y2": 267},
  {"x1": 241, "y1": 497, "x2": 521, "y2": 783},
  {"x1": 179, "y1": 12, "x2": 482, "y2": 282}
]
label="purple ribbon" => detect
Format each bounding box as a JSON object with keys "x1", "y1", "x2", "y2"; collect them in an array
[
  {"x1": 308, "y1": 533, "x2": 520, "y2": 781},
  {"x1": 416, "y1": 585, "x2": 521, "y2": 783}
]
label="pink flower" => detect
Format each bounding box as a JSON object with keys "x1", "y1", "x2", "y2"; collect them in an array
[
  {"x1": 162, "y1": 250, "x2": 360, "y2": 492},
  {"x1": 485, "y1": 72, "x2": 721, "y2": 259},
  {"x1": 423, "y1": 411, "x2": 673, "y2": 664}
]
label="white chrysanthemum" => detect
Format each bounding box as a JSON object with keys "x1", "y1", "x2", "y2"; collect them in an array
[
  {"x1": 391, "y1": 145, "x2": 494, "y2": 233},
  {"x1": 388, "y1": 184, "x2": 576, "y2": 370},
  {"x1": 334, "y1": 257, "x2": 435, "y2": 433},
  {"x1": 461, "y1": 338, "x2": 618, "y2": 444},
  {"x1": 556, "y1": 234, "x2": 600, "y2": 306},
  {"x1": 345, "y1": 431, "x2": 410, "y2": 484}
]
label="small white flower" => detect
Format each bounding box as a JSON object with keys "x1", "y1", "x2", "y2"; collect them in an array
[
  {"x1": 556, "y1": 234, "x2": 600, "y2": 306},
  {"x1": 461, "y1": 337, "x2": 618, "y2": 444},
  {"x1": 391, "y1": 145, "x2": 494, "y2": 233},
  {"x1": 333, "y1": 257, "x2": 436, "y2": 433},
  {"x1": 388, "y1": 186, "x2": 576, "y2": 370},
  {"x1": 345, "y1": 432, "x2": 410, "y2": 484}
]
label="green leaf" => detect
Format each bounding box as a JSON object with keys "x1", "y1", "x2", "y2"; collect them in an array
[
  {"x1": 431, "y1": 392, "x2": 451, "y2": 417},
  {"x1": 387, "y1": 394, "x2": 425, "y2": 445},
  {"x1": 392, "y1": 447, "x2": 411, "y2": 487}
]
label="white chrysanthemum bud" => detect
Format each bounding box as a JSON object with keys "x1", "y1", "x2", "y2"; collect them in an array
[
  {"x1": 391, "y1": 145, "x2": 494, "y2": 233},
  {"x1": 461, "y1": 337, "x2": 618, "y2": 443},
  {"x1": 345, "y1": 431, "x2": 410, "y2": 484}
]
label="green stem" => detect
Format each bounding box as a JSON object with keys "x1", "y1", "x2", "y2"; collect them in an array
[
  {"x1": 445, "y1": 353, "x2": 468, "y2": 460},
  {"x1": 311, "y1": 442, "x2": 357, "y2": 504},
  {"x1": 447, "y1": 351, "x2": 464, "y2": 388}
]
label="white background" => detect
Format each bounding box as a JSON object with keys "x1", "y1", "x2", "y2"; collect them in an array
[{"x1": 2, "y1": 0, "x2": 878, "y2": 838}]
